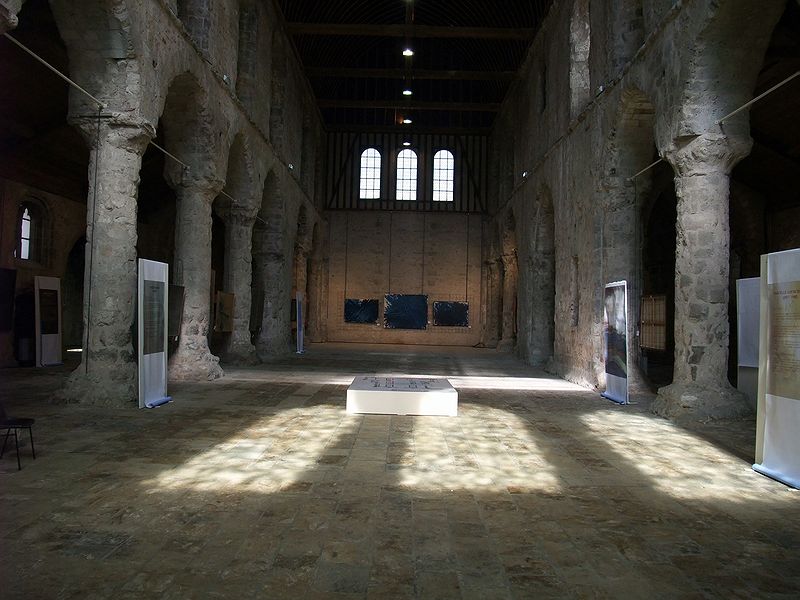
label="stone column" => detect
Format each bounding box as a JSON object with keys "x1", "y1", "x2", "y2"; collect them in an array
[
  {"x1": 169, "y1": 179, "x2": 225, "y2": 381},
  {"x1": 252, "y1": 208, "x2": 291, "y2": 358},
  {"x1": 254, "y1": 250, "x2": 290, "y2": 358},
  {"x1": 654, "y1": 134, "x2": 751, "y2": 421},
  {"x1": 484, "y1": 259, "x2": 502, "y2": 348},
  {"x1": 62, "y1": 122, "x2": 151, "y2": 405},
  {"x1": 221, "y1": 206, "x2": 259, "y2": 365},
  {"x1": 498, "y1": 252, "x2": 518, "y2": 351}
]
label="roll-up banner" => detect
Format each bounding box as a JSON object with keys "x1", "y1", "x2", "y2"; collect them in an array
[
  {"x1": 34, "y1": 275, "x2": 62, "y2": 367},
  {"x1": 736, "y1": 277, "x2": 760, "y2": 409},
  {"x1": 602, "y1": 280, "x2": 628, "y2": 404},
  {"x1": 753, "y1": 248, "x2": 800, "y2": 489},
  {"x1": 138, "y1": 259, "x2": 171, "y2": 409},
  {"x1": 296, "y1": 291, "x2": 304, "y2": 354}
]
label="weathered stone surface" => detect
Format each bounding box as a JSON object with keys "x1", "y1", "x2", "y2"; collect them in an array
[
  {"x1": 221, "y1": 207, "x2": 259, "y2": 365},
  {"x1": 61, "y1": 123, "x2": 151, "y2": 406},
  {"x1": 169, "y1": 179, "x2": 225, "y2": 381},
  {"x1": 497, "y1": 252, "x2": 518, "y2": 351},
  {"x1": 653, "y1": 136, "x2": 752, "y2": 421},
  {"x1": 653, "y1": 381, "x2": 750, "y2": 424}
]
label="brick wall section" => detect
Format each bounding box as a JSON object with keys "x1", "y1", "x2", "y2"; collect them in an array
[{"x1": 325, "y1": 211, "x2": 483, "y2": 346}]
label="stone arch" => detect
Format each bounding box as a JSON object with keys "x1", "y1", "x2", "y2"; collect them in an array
[
  {"x1": 614, "y1": 88, "x2": 657, "y2": 183},
  {"x1": 669, "y1": 1, "x2": 784, "y2": 142},
  {"x1": 176, "y1": 0, "x2": 212, "y2": 53},
  {"x1": 604, "y1": 87, "x2": 659, "y2": 390},
  {"x1": 529, "y1": 188, "x2": 556, "y2": 366},
  {"x1": 159, "y1": 71, "x2": 215, "y2": 184},
  {"x1": 221, "y1": 132, "x2": 257, "y2": 210},
  {"x1": 48, "y1": 0, "x2": 140, "y2": 117}
]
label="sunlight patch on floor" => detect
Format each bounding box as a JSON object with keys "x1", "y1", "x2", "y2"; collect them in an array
[
  {"x1": 577, "y1": 410, "x2": 774, "y2": 501},
  {"x1": 227, "y1": 372, "x2": 584, "y2": 393},
  {"x1": 140, "y1": 402, "x2": 565, "y2": 496}
]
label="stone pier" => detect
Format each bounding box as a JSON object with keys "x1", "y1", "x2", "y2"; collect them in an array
[
  {"x1": 484, "y1": 259, "x2": 502, "y2": 348},
  {"x1": 498, "y1": 252, "x2": 518, "y2": 351},
  {"x1": 654, "y1": 134, "x2": 752, "y2": 421},
  {"x1": 221, "y1": 206, "x2": 259, "y2": 364},
  {"x1": 169, "y1": 179, "x2": 225, "y2": 381},
  {"x1": 62, "y1": 123, "x2": 151, "y2": 405}
]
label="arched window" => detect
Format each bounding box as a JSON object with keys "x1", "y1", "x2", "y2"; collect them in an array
[
  {"x1": 396, "y1": 149, "x2": 418, "y2": 201},
  {"x1": 359, "y1": 148, "x2": 382, "y2": 199},
  {"x1": 15, "y1": 202, "x2": 44, "y2": 262},
  {"x1": 432, "y1": 150, "x2": 455, "y2": 202},
  {"x1": 19, "y1": 207, "x2": 32, "y2": 259}
]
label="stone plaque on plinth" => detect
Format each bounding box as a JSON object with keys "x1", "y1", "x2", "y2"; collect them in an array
[{"x1": 346, "y1": 376, "x2": 458, "y2": 416}]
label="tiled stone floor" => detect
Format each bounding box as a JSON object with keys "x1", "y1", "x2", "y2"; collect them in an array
[{"x1": 1, "y1": 344, "x2": 798, "y2": 599}]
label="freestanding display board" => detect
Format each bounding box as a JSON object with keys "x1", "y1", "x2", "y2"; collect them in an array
[
  {"x1": 34, "y1": 275, "x2": 62, "y2": 367},
  {"x1": 137, "y1": 259, "x2": 170, "y2": 409},
  {"x1": 296, "y1": 291, "x2": 304, "y2": 354},
  {"x1": 753, "y1": 249, "x2": 800, "y2": 488},
  {"x1": 601, "y1": 280, "x2": 628, "y2": 404},
  {"x1": 736, "y1": 277, "x2": 760, "y2": 409}
]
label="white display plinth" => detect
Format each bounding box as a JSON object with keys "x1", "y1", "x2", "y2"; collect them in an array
[{"x1": 346, "y1": 376, "x2": 458, "y2": 416}]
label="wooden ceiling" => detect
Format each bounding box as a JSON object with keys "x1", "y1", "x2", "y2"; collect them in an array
[{"x1": 278, "y1": 0, "x2": 554, "y2": 133}]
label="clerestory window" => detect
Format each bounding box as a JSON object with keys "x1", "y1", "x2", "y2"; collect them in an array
[
  {"x1": 396, "y1": 149, "x2": 418, "y2": 201},
  {"x1": 359, "y1": 147, "x2": 382, "y2": 199},
  {"x1": 432, "y1": 150, "x2": 454, "y2": 202}
]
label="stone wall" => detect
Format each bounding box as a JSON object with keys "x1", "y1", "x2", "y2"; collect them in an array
[
  {"x1": 0, "y1": 179, "x2": 86, "y2": 366},
  {"x1": 2, "y1": 0, "x2": 326, "y2": 404},
  {"x1": 324, "y1": 211, "x2": 483, "y2": 346},
  {"x1": 487, "y1": 0, "x2": 786, "y2": 421}
]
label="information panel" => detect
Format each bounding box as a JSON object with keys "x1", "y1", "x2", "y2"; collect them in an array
[
  {"x1": 296, "y1": 291, "x2": 304, "y2": 354},
  {"x1": 138, "y1": 259, "x2": 170, "y2": 409},
  {"x1": 602, "y1": 280, "x2": 628, "y2": 404},
  {"x1": 34, "y1": 276, "x2": 62, "y2": 367},
  {"x1": 736, "y1": 277, "x2": 760, "y2": 409},
  {"x1": 754, "y1": 248, "x2": 800, "y2": 488}
]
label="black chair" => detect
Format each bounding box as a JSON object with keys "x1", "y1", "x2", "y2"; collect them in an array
[{"x1": 0, "y1": 403, "x2": 35, "y2": 471}]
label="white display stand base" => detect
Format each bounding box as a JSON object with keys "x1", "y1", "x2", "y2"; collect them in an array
[{"x1": 346, "y1": 376, "x2": 458, "y2": 416}]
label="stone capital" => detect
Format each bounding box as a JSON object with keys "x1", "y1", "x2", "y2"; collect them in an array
[
  {"x1": 500, "y1": 252, "x2": 517, "y2": 269},
  {"x1": 219, "y1": 204, "x2": 259, "y2": 225},
  {"x1": 663, "y1": 132, "x2": 752, "y2": 177},
  {"x1": 0, "y1": 1, "x2": 22, "y2": 34},
  {"x1": 70, "y1": 119, "x2": 154, "y2": 156},
  {"x1": 175, "y1": 176, "x2": 225, "y2": 202}
]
